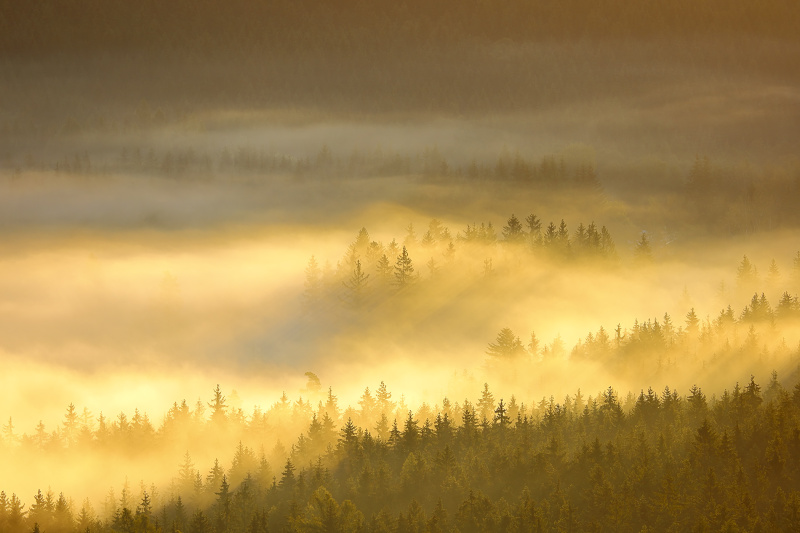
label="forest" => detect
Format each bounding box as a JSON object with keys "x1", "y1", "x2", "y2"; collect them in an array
[
  {"x1": 2, "y1": 227, "x2": 800, "y2": 531},
  {"x1": 2, "y1": 0, "x2": 800, "y2": 531},
  {"x1": 5, "y1": 370, "x2": 800, "y2": 532}
]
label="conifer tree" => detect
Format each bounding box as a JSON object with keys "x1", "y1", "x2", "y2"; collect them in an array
[
  {"x1": 343, "y1": 259, "x2": 369, "y2": 308},
  {"x1": 375, "y1": 254, "x2": 392, "y2": 284},
  {"x1": 634, "y1": 232, "x2": 652, "y2": 262},
  {"x1": 208, "y1": 385, "x2": 227, "y2": 425},
  {"x1": 303, "y1": 255, "x2": 322, "y2": 308},
  {"x1": 487, "y1": 328, "x2": 525, "y2": 359},
  {"x1": 502, "y1": 214, "x2": 525, "y2": 244},
  {"x1": 394, "y1": 246, "x2": 415, "y2": 287}
]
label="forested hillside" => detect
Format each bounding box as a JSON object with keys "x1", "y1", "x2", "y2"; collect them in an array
[
  {"x1": 4, "y1": 370, "x2": 800, "y2": 532},
  {"x1": 2, "y1": 0, "x2": 799, "y2": 530}
]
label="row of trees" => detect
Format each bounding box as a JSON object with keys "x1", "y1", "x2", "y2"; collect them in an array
[
  {"x1": 305, "y1": 220, "x2": 800, "y2": 317},
  {"x1": 303, "y1": 217, "x2": 619, "y2": 311},
  {"x1": 33, "y1": 144, "x2": 605, "y2": 193},
  {"x1": 5, "y1": 283, "x2": 798, "y2": 468},
  {"x1": 685, "y1": 156, "x2": 800, "y2": 233},
  {"x1": 489, "y1": 286, "x2": 800, "y2": 381},
  {"x1": 5, "y1": 370, "x2": 800, "y2": 532}
]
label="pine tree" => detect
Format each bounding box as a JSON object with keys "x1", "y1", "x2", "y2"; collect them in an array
[
  {"x1": 2, "y1": 417, "x2": 14, "y2": 446},
  {"x1": 375, "y1": 254, "x2": 392, "y2": 284},
  {"x1": 685, "y1": 308, "x2": 700, "y2": 337},
  {"x1": 525, "y1": 214, "x2": 542, "y2": 241},
  {"x1": 279, "y1": 460, "x2": 295, "y2": 490},
  {"x1": 358, "y1": 388, "x2": 375, "y2": 422},
  {"x1": 303, "y1": 255, "x2": 322, "y2": 308},
  {"x1": 487, "y1": 328, "x2": 525, "y2": 359},
  {"x1": 208, "y1": 385, "x2": 227, "y2": 425},
  {"x1": 477, "y1": 384, "x2": 496, "y2": 422},
  {"x1": 634, "y1": 232, "x2": 653, "y2": 262},
  {"x1": 600, "y1": 225, "x2": 616, "y2": 257},
  {"x1": 394, "y1": 246, "x2": 415, "y2": 287},
  {"x1": 63, "y1": 403, "x2": 78, "y2": 447},
  {"x1": 376, "y1": 381, "x2": 394, "y2": 416},
  {"x1": 737, "y1": 255, "x2": 758, "y2": 289},
  {"x1": 494, "y1": 399, "x2": 510, "y2": 427},
  {"x1": 214, "y1": 477, "x2": 231, "y2": 533},
  {"x1": 343, "y1": 259, "x2": 369, "y2": 308},
  {"x1": 502, "y1": 214, "x2": 525, "y2": 244},
  {"x1": 404, "y1": 223, "x2": 417, "y2": 247}
]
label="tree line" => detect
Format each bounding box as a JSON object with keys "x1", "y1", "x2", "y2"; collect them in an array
[
  {"x1": 5, "y1": 370, "x2": 800, "y2": 532},
  {"x1": 23, "y1": 144, "x2": 603, "y2": 195},
  {"x1": 303, "y1": 216, "x2": 618, "y2": 312}
]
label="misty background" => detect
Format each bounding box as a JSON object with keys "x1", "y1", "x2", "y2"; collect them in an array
[{"x1": 1, "y1": 0, "x2": 799, "y2": 511}]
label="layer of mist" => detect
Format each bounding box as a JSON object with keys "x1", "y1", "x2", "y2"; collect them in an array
[{"x1": 1, "y1": 3, "x2": 799, "y2": 529}]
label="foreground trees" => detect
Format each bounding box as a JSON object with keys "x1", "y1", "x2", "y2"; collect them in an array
[{"x1": 5, "y1": 371, "x2": 800, "y2": 532}]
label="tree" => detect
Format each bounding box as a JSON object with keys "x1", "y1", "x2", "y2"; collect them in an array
[
  {"x1": 525, "y1": 214, "x2": 542, "y2": 240},
  {"x1": 687, "y1": 155, "x2": 711, "y2": 197},
  {"x1": 502, "y1": 214, "x2": 525, "y2": 244},
  {"x1": 375, "y1": 254, "x2": 392, "y2": 283},
  {"x1": 685, "y1": 308, "x2": 699, "y2": 336},
  {"x1": 421, "y1": 230, "x2": 436, "y2": 248},
  {"x1": 557, "y1": 219, "x2": 570, "y2": 243},
  {"x1": 206, "y1": 459, "x2": 225, "y2": 494},
  {"x1": 544, "y1": 222, "x2": 558, "y2": 245},
  {"x1": 527, "y1": 332, "x2": 540, "y2": 357},
  {"x1": 487, "y1": 328, "x2": 525, "y2": 359},
  {"x1": 208, "y1": 385, "x2": 227, "y2": 425},
  {"x1": 600, "y1": 387, "x2": 623, "y2": 422},
  {"x1": 477, "y1": 384, "x2": 496, "y2": 422},
  {"x1": 493, "y1": 399, "x2": 510, "y2": 427},
  {"x1": 443, "y1": 241, "x2": 456, "y2": 263},
  {"x1": 404, "y1": 224, "x2": 417, "y2": 247},
  {"x1": 343, "y1": 260, "x2": 369, "y2": 308},
  {"x1": 304, "y1": 255, "x2": 322, "y2": 307},
  {"x1": 178, "y1": 451, "x2": 195, "y2": 493},
  {"x1": 339, "y1": 418, "x2": 358, "y2": 450},
  {"x1": 426, "y1": 257, "x2": 439, "y2": 278},
  {"x1": 634, "y1": 232, "x2": 652, "y2": 262},
  {"x1": 304, "y1": 372, "x2": 322, "y2": 395},
  {"x1": 376, "y1": 381, "x2": 394, "y2": 416},
  {"x1": 279, "y1": 459, "x2": 295, "y2": 490},
  {"x1": 402, "y1": 411, "x2": 420, "y2": 451},
  {"x1": 767, "y1": 259, "x2": 781, "y2": 288},
  {"x1": 737, "y1": 255, "x2": 757, "y2": 289},
  {"x1": 600, "y1": 226, "x2": 616, "y2": 257},
  {"x1": 793, "y1": 251, "x2": 800, "y2": 288},
  {"x1": 63, "y1": 403, "x2": 78, "y2": 447},
  {"x1": 136, "y1": 491, "x2": 152, "y2": 532},
  {"x1": 354, "y1": 227, "x2": 370, "y2": 250},
  {"x1": 358, "y1": 387, "x2": 375, "y2": 421},
  {"x1": 325, "y1": 387, "x2": 340, "y2": 420},
  {"x1": 214, "y1": 477, "x2": 231, "y2": 532},
  {"x1": 3, "y1": 417, "x2": 15, "y2": 446},
  {"x1": 189, "y1": 510, "x2": 210, "y2": 533},
  {"x1": 394, "y1": 246, "x2": 415, "y2": 287}
]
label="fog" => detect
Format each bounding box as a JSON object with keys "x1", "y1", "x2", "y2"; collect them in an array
[{"x1": 1, "y1": 7, "x2": 800, "y2": 525}]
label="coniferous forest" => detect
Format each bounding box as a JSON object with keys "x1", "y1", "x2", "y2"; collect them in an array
[{"x1": 2, "y1": 1, "x2": 800, "y2": 532}]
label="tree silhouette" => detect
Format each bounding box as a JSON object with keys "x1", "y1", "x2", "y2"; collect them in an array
[
  {"x1": 502, "y1": 214, "x2": 525, "y2": 244},
  {"x1": 342, "y1": 260, "x2": 369, "y2": 308},
  {"x1": 394, "y1": 246, "x2": 415, "y2": 287},
  {"x1": 634, "y1": 232, "x2": 652, "y2": 262},
  {"x1": 487, "y1": 328, "x2": 525, "y2": 359},
  {"x1": 208, "y1": 385, "x2": 227, "y2": 425}
]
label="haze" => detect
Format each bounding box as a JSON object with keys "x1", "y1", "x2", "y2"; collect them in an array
[{"x1": 1, "y1": 0, "x2": 799, "y2": 525}]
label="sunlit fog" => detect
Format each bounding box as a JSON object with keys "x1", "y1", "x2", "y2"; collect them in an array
[{"x1": 1, "y1": 2, "x2": 800, "y2": 532}]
